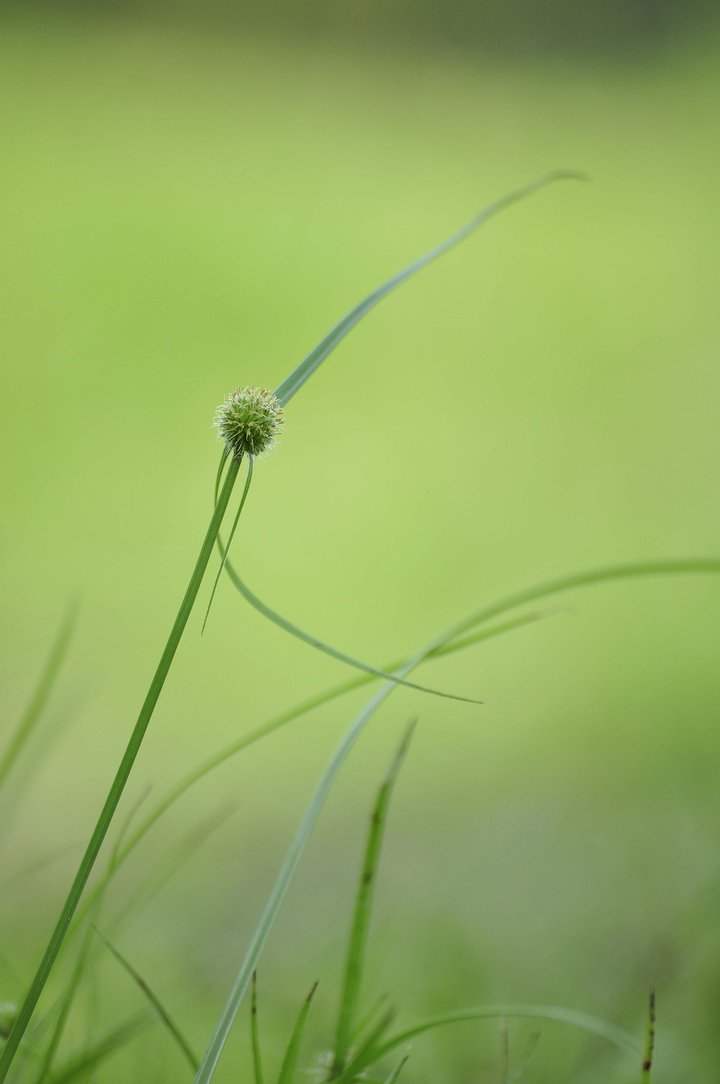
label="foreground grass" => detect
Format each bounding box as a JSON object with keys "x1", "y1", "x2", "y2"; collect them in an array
[{"x1": 1, "y1": 14, "x2": 719, "y2": 1082}]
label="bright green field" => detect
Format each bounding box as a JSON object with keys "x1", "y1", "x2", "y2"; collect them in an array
[{"x1": 1, "y1": 14, "x2": 719, "y2": 1082}]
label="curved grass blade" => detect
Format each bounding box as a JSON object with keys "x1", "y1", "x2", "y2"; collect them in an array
[
  {"x1": 92, "y1": 927, "x2": 199, "y2": 1073},
  {"x1": 273, "y1": 172, "x2": 583, "y2": 406},
  {"x1": 250, "y1": 974, "x2": 264, "y2": 1084},
  {"x1": 436, "y1": 559, "x2": 720, "y2": 644},
  {"x1": 331, "y1": 723, "x2": 416, "y2": 1077},
  {"x1": 641, "y1": 990, "x2": 655, "y2": 1083},
  {"x1": 213, "y1": 452, "x2": 483, "y2": 704},
  {"x1": 222, "y1": 561, "x2": 483, "y2": 705},
  {"x1": 335, "y1": 1004, "x2": 640, "y2": 1082},
  {"x1": 276, "y1": 982, "x2": 317, "y2": 1084},
  {"x1": 0, "y1": 604, "x2": 77, "y2": 792},
  {"x1": 0, "y1": 459, "x2": 242, "y2": 1080},
  {"x1": 202, "y1": 458, "x2": 253, "y2": 636},
  {"x1": 193, "y1": 558, "x2": 715, "y2": 1081}
]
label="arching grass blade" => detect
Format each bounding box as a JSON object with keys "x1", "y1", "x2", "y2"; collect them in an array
[
  {"x1": 221, "y1": 561, "x2": 483, "y2": 704},
  {"x1": 273, "y1": 172, "x2": 583, "y2": 406}
]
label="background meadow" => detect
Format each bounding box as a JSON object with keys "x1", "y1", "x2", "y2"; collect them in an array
[{"x1": 1, "y1": 4, "x2": 720, "y2": 1080}]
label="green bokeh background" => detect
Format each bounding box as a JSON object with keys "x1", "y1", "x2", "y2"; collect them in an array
[{"x1": 1, "y1": 6, "x2": 719, "y2": 1081}]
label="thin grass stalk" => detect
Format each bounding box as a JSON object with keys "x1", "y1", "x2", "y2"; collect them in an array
[
  {"x1": 0, "y1": 458, "x2": 241, "y2": 1079},
  {"x1": 92, "y1": 928, "x2": 199, "y2": 1073}
]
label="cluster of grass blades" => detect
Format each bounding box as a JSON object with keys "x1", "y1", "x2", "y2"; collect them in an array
[
  {"x1": 244, "y1": 727, "x2": 647, "y2": 1084},
  {"x1": 0, "y1": 170, "x2": 706, "y2": 1080}
]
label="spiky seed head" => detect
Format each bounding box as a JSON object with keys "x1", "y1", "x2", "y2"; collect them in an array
[
  {"x1": 214, "y1": 386, "x2": 284, "y2": 460},
  {"x1": 0, "y1": 1003, "x2": 17, "y2": 1040}
]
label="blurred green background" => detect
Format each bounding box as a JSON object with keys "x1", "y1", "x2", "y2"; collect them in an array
[{"x1": 1, "y1": 2, "x2": 720, "y2": 1080}]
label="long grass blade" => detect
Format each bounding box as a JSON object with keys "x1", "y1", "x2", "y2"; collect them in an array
[
  {"x1": 276, "y1": 982, "x2": 317, "y2": 1084},
  {"x1": 250, "y1": 973, "x2": 264, "y2": 1084},
  {"x1": 331, "y1": 723, "x2": 416, "y2": 1076},
  {"x1": 93, "y1": 928, "x2": 199, "y2": 1072},
  {"x1": 273, "y1": 172, "x2": 582, "y2": 406},
  {"x1": 192, "y1": 556, "x2": 714, "y2": 1081},
  {"x1": 335, "y1": 1004, "x2": 641, "y2": 1082},
  {"x1": 0, "y1": 459, "x2": 242, "y2": 1080},
  {"x1": 222, "y1": 561, "x2": 483, "y2": 704},
  {"x1": 213, "y1": 446, "x2": 483, "y2": 704},
  {"x1": 0, "y1": 605, "x2": 77, "y2": 791}
]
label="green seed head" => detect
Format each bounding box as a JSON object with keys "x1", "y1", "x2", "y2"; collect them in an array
[
  {"x1": 0, "y1": 1003, "x2": 17, "y2": 1041},
  {"x1": 214, "y1": 386, "x2": 284, "y2": 460}
]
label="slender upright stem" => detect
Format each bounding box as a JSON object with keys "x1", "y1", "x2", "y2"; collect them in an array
[{"x1": 0, "y1": 457, "x2": 241, "y2": 1079}]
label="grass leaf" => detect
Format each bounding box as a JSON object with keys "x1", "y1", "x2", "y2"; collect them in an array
[
  {"x1": 221, "y1": 560, "x2": 484, "y2": 704},
  {"x1": 273, "y1": 172, "x2": 583, "y2": 406},
  {"x1": 330, "y1": 723, "x2": 416, "y2": 1077},
  {"x1": 92, "y1": 928, "x2": 199, "y2": 1073}
]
